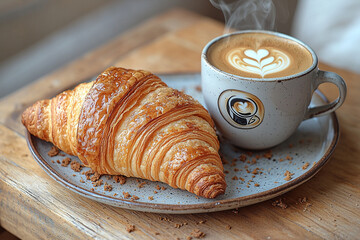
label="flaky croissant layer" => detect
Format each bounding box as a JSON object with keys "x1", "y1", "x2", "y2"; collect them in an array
[{"x1": 22, "y1": 67, "x2": 226, "y2": 198}]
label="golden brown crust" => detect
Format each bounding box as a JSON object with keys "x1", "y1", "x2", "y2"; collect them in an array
[
  {"x1": 22, "y1": 99, "x2": 52, "y2": 142},
  {"x1": 21, "y1": 67, "x2": 226, "y2": 198}
]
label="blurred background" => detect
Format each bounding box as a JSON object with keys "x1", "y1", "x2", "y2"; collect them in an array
[
  {"x1": 0, "y1": 0, "x2": 296, "y2": 98},
  {"x1": 0, "y1": 0, "x2": 359, "y2": 98}
]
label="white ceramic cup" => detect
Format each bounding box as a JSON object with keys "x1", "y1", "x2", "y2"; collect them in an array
[{"x1": 201, "y1": 30, "x2": 347, "y2": 149}]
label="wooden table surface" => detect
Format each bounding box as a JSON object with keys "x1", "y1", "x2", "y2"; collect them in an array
[{"x1": 0, "y1": 9, "x2": 359, "y2": 240}]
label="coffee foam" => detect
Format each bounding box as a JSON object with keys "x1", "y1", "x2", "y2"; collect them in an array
[{"x1": 207, "y1": 32, "x2": 313, "y2": 79}]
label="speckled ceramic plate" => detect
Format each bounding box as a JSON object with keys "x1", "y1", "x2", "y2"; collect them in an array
[{"x1": 26, "y1": 73, "x2": 339, "y2": 214}]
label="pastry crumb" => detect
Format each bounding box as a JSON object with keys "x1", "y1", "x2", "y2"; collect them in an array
[
  {"x1": 174, "y1": 223, "x2": 186, "y2": 229},
  {"x1": 254, "y1": 183, "x2": 260, "y2": 187},
  {"x1": 263, "y1": 150, "x2": 272, "y2": 159},
  {"x1": 284, "y1": 170, "x2": 294, "y2": 181},
  {"x1": 56, "y1": 159, "x2": 61, "y2": 164},
  {"x1": 126, "y1": 224, "x2": 135, "y2": 233},
  {"x1": 138, "y1": 182, "x2": 146, "y2": 188},
  {"x1": 61, "y1": 157, "x2": 71, "y2": 167},
  {"x1": 113, "y1": 175, "x2": 127, "y2": 184},
  {"x1": 298, "y1": 197, "x2": 308, "y2": 204},
  {"x1": 272, "y1": 198, "x2": 288, "y2": 209},
  {"x1": 131, "y1": 195, "x2": 139, "y2": 201},
  {"x1": 196, "y1": 220, "x2": 206, "y2": 225},
  {"x1": 303, "y1": 202, "x2": 312, "y2": 212},
  {"x1": 226, "y1": 224, "x2": 232, "y2": 230},
  {"x1": 239, "y1": 154, "x2": 247, "y2": 162},
  {"x1": 123, "y1": 192, "x2": 131, "y2": 199},
  {"x1": 92, "y1": 179, "x2": 103, "y2": 187},
  {"x1": 104, "y1": 182, "x2": 112, "y2": 191},
  {"x1": 302, "y1": 162, "x2": 310, "y2": 170},
  {"x1": 190, "y1": 228, "x2": 205, "y2": 238},
  {"x1": 252, "y1": 168, "x2": 259, "y2": 175},
  {"x1": 159, "y1": 216, "x2": 172, "y2": 222},
  {"x1": 83, "y1": 169, "x2": 95, "y2": 180},
  {"x1": 148, "y1": 196, "x2": 154, "y2": 200},
  {"x1": 48, "y1": 146, "x2": 60, "y2": 157},
  {"x1": 70, "y1": 161, "x2": 83, "y2": 172},
  {"x1": 90, "y1": 172, "x2": 101, "y2": 182}
]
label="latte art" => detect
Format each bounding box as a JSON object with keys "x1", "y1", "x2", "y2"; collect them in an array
[
  {"x1": 206, "y1": 32, "x2": 313, "y2": 79},
  {"x1": 234, "y1": 101, "x2": 248, "y2": 113},
  {"x1": 233, "y1": 100, "x2": 255, "y2": 115},
  {"x1": 227, "y1": 48, "x2": 290, "y2": 77}
]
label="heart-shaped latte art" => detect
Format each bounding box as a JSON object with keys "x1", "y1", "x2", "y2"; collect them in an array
[
  {"x1": 227, "y1": 48, "x2": 290, "y2": 77},
  {"x1": 234, "y1": 101, "x2": 248, "y2": 112},
  {"x1": 232, "y1": 99, "x2": 256, "y2": 115}
]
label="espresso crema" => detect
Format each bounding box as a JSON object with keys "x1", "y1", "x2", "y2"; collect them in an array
[{"x1": 207, "y1": 32, "x2": 313, "y2": 79}]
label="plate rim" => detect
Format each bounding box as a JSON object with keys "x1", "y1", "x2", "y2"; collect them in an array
[{"x1": 26, "y1": 90, "x2": 339, "y2": 213}]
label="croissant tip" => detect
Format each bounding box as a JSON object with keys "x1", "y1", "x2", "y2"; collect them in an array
[
  {"x1": 21, "y1": 103, "x2": 36, "y2": 127},
  {"x1": 200, "y1": 182, "x2": 227, "y2": 199}
]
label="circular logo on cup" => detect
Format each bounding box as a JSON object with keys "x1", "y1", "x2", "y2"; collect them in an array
[{"x1": 218, "y1": 90, "x2": 264, "y2": 129}]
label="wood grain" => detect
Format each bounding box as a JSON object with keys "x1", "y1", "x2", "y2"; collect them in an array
[{"x1": 0, "y1": 8, "x2": 359, "y2": 240}]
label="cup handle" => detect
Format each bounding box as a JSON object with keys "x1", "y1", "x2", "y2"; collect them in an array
[{"x1": 304, "y1": 70, "x2": 347, "y2": 119}]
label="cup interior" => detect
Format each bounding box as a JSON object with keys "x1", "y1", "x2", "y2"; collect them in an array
[{"x1": 202, "y1": 30, "x2": 318, "y2": 82}]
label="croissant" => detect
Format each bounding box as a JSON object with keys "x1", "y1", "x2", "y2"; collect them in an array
[{"x1": 22, "y1": 67, "x2": 226, "y2": 198}]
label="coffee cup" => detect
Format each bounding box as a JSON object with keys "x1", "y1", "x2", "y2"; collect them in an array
[{"x1": 201, "y1": 30, "x2": 347, "y2": 149}]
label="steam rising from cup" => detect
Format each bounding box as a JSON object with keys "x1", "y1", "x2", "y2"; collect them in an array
[{"x1": 210, "y1": 0, "x2": 276, "y2": 33}]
